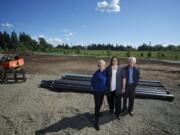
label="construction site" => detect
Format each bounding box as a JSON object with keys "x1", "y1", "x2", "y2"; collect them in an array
[{"x1": 0, "y1": 54, "x2": 180, "y2": 135}]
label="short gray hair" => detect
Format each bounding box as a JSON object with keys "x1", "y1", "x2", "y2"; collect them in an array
[
  {"x1": 98, "y1": 59, "x2": 106, "y2": 66},
  {"x1": 128, "y1": 57, "x2": 136, "y2": 64}
]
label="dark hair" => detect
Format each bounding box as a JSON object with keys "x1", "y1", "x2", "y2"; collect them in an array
[{"x1": 110, "y1": 56, "x2": 119, "y2": 66}]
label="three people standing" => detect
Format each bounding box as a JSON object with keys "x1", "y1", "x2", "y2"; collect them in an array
[{"x1": 91, "y1": 56, "x2": 140, "y2": 131}]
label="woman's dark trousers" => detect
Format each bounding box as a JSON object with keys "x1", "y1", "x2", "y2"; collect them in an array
[
  {"x1": 107, "y1": 91, "x2": 116, "y2": 112},
  {"x1": 107, "y1": 91, "x2": 122, "y2": 116},
  {"x1": 94, "y1": 92, "x2": 104, "y2": 126}
]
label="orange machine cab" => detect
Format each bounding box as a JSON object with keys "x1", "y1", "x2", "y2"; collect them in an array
[{"x1": 0, "y1": 58, "x2": 24, "y2": 68}]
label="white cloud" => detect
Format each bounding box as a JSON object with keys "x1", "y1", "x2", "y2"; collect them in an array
[
  {"x1": 38, "y1": 34, "x2": 46, "y2": 38},
  {"x1": 47, "y1": 38, "x2": 63, "y2": 46},
  {"x1": 66, "y1": 32, "x2": 77, "y2": 37},
  {"x1": 33, "y1": 30, "x2": 77, "y2": 46},
  {"x1": 1, "y1": 22, "x2": 14, "y2": 29},
  {"x1": 97, "y1": 1, "x2": 108, "y2": 11},
  {"x1": 63, "y1": 30, "x2": 77, "y2": 42},
  {"x1": 65, "y1": 31, "x2": 77, "y2": 41},
  {"x1": 97, "y1": 0, "x2": 120, "y2": 12},
  {"x1": 32, "y1": 35, "x2": 63, "y2": 46},
  {"x1": 66, "y1": 32, "x2": 74, "y2": 37}
]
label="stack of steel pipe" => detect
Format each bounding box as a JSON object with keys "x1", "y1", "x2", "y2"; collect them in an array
[{"x1": 40, "y1": 73, "x2": 174, "y2": 101}]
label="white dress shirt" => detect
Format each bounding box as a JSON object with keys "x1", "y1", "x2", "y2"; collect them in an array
[{"x1": 111, "y1": 68, "x2": 117, "y2": 91}]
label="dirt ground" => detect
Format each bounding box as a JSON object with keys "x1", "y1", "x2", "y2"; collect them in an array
[{"x1": 0, "y1": 54, "x2": 180, "y2": 135}]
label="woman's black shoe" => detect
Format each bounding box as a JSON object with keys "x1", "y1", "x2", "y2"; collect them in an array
[{"x1": 129, "y1": 112, "x2": 134, "y2": 116}]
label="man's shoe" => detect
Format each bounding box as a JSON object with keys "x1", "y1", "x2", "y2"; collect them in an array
[
  {"x1": 95, "y1": 125, "x2": 100, "y2": 131},
  {"x1": 129, "y1": 112, "x2": 134, "y2": 116},
  {"x1": 116, "y1": 114, "x2": 120, "y2": 120}
]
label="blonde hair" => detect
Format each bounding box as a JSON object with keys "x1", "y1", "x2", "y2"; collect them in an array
[
  {"x1": 98, "y1": 59, "x2": 106, "y2": 67},
  {"x1": 129, "y1": 57, "x2": 136, "y2": 64}
]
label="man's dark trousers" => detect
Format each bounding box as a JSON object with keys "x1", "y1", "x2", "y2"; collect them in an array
[{"x1": 123, "y1": 84, "x2": 136, "y2": 112}]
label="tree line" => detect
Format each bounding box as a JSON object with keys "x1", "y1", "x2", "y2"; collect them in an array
[
  {"x1": 0, "y1": 31, "x2": 180, "y2": 52},
  {"x1": 0, "y1": 31, "x2": 53, "y2": 52}
]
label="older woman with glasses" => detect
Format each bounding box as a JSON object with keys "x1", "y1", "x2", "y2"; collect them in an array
[{"x1": 91, "y1": 60, "x2": 107, "y2": 131}]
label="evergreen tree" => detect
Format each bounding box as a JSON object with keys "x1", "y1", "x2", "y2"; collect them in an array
[{"x1": 10, "y1": 31, "x2": 18, "y2": 49}]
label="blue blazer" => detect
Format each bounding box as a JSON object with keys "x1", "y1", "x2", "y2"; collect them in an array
[{"x1": 91, "y1": 69, "x2": 107, "y2": 93}]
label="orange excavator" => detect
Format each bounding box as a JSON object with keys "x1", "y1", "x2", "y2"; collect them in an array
[{"x1": 0, "y1": 53, "x2": 26, "y2": 83}]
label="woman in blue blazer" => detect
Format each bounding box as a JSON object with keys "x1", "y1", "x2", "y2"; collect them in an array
[{"x1": 91, "y1": 60, "x2": 107, "y2": 131}]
